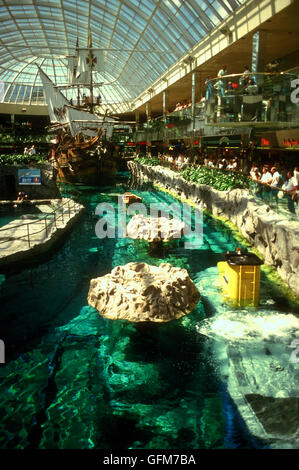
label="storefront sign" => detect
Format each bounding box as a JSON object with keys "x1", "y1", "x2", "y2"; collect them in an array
[
  {"x1": 256, "y1": 132, "x2": 278, "y2": 148},
  {"x1": 261, "y1": 138, "x2": 270, "y2": 147},
  {"x1": 276, "y1": 129, "x2": 299, "y2": 148},
  {"x1": 18, "y1": 169, "x2": 41, "y2": 185},
  {"x1": 282, "y1": 139, "x2": 299, "y2": 147},
  {"x1": 203, "y1": 134, "x2": 242, "y2": 147}
]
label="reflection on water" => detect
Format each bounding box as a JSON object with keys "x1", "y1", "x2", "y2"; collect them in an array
[{"x1": 0, "y1": 174, "x2": 296, "y2": 449}]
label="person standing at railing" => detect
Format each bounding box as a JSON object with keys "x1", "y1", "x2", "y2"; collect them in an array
[
  {"x1": 216, "y1": 66, "x2": 227, "y2": 97},
  {"x1": 281, "y1": 171, "x2": 298, "y2": 214},
  {"x1": 244, "y1": 78, "x2": 258, "y2": 95},
  {"x1": 226, "y1": 159, "x2": 237, "y2": 171},
  {"x1": 291, "y1": 167, "x2": 299, "y2": 215},
  {"x1": 269, "y1": 166, "x2": 283, "y2": 204},
  {"x1": 205, "y1": 77, "x2": 213, "y2": 101},
  {"x1": 240, "y1": 66, "x2": 251, "y2": 88},
  {"x1": 270, "y1": 167, "x2": 282, "y2": 187},
  {"x1": 182, "y1": 155, "x2": 189, "y2": 169},
  {"x1": 260, "y1": 166, "x2": 273, "y2": 185},
  {"x1": 294, "y1": 167, "x2": 299, "y2": 187},
  {"x1": 249, "y1": 166, "x2": 262, "y2": 194},
  {"x1": 250, "y1": 164, "x2": 258, "y2": 179},
  {"x1": 256, "y1": 166, "x2": 273, "y2": 200}
]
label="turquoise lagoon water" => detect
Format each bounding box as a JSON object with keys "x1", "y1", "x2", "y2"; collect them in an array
[{"x1": 0, "y1": 174, "x2": 297, "y2": 449}]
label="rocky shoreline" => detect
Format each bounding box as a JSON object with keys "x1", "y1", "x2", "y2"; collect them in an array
[{"x1": 128, "y1": 162, "x2": 299, "y2": 298}]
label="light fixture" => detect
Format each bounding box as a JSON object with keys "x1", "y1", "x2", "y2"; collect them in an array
[
  {"x1": 21, "y1": 107, "x2": 27, "y2": 112},
  {"x1": 220, "y1": 26, "x2": 232, "y2": 35},
  {"x1": 182, "y1": 55, "x2": 194, "y2": 65}
]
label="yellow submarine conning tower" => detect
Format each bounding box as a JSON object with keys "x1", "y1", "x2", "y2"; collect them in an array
[{"x1": 217, "y1": 251, "x2": 263, "y2": 307}]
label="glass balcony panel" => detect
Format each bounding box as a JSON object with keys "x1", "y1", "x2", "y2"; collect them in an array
[{"x1": 205, "y1": 73, "x2": 298, "y2": 124}]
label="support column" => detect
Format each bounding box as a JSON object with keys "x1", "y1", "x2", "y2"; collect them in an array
[
  {"x1": 134, "y1": 110, "x2": 140, "y2": 155},
  {"x1": 145, "y1": 102, "x2": 151, "y2": 156},
  {"x1": 191, "y1": 72, "x2": 198, "y2": 157},
  {"x1": 251, "y1": 31, "x2": 268, "y2": 75},
  {"x1": 11, "y1": 114, "x2": 15, "y2": 142},
  {"x1": 251, "y1": 30, "x2": 269, "y2": 121},
  {"x1": 135, "y1": 110, "x2": 140, "y2": 131},
  {"x1": 162, "y1": 90, "x2": 169, "y2": 148}
]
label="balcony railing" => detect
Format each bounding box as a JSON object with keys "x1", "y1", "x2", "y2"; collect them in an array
[
  {"x1": 205, "y1": 72, "x2": 299, "y2": 124},
  {"x1": 248, "y1": 180, "x2": 298, "y2": 219},
  {"x1": 134, "y1": 104, "x2": 205, "y2": 142},
  {"x1": 134, "y1": 72, "x2": 299, "y2": 143}
]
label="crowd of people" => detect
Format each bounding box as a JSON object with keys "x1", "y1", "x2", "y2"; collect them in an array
[
  {"x1": 155, "y1": 151, "x2": 299, "y2": 214},
  {"x1": 173, "y1": 100, "x2": 192, "y2": 112},
  {"x1": 204, "y1": 65, "x2": 260, "y2": 101},
  {"x1": 249, "y1": 163, "x2": 299, "y2": 213}
]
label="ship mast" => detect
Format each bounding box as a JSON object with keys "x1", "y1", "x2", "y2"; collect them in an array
[
  {"x1": 75, "y1": 37, "x2": 80, "y2": 106},
  {"x1": 88, "y1": 28, "x2": 94, "y2": 114}
]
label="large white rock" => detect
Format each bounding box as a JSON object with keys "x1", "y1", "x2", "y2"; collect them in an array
[
  {"x1": 88, "y1": 262, "x2": 200, "y2": 322},
  {"x1": 126, "y1": 214, "x2": 185, "y2": 242}
]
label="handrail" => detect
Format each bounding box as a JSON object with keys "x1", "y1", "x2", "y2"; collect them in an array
[
  {"x1": 207, "y1": 71, "x2": 297, "y2": 83},
  {"x1": 0, "y1": 197, "x2": 75, "y2": 232},
  {"x1": 0, "y1": 198, "x2": 81, "y2": 248},
  {"x1": 143, "y1": 158, "x2": 298, "y2": 219}
]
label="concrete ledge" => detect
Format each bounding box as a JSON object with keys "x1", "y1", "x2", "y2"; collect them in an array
[
  {"x1": 0, "y1": 199, "x2": 61, "y2": 206},
  {"x1": 128, "y1": 162, "x2": 299, "y2": 298},
  {"x1": 0, "y1": 198, "x2": 85, "y2": 270}
]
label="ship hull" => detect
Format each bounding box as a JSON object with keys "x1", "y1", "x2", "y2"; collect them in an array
[{"x1": 56, "y1": 156, "x2": 117, "y2": 185}]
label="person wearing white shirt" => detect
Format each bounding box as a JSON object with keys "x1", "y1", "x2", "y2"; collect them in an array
[
  {"x1": 29, "y1": 145, "x2": 36, "y2": 156},
  {"x1": 181, "y1": 155, "x2": 189, "y2": 170},
  {"x1": 250, "y1": 165, "x2": 258, "y2": 179},
  {"x1": 226, "y1": 160, "x2": 235, "y2": 171},
  {"x1": 282, "y1": 172, "x2": 297, "y2": 192},
  {"x1": 270, "y1": 167, "x2": 282, "y2": 187},
  {"x1": 217, "y1": 65, "x2": 227, "y2": 97},
  {"x1": 176, "y1": 155, "x2": 184, "y2": 170},
  {"x1": 282, "y1": 171, "x2": 298, "y2": 214},
  {"x1": 231, "y1": 159, "x2": 238, "y2": 170},
  {"x1": 293, "y1": 167, "x2": 299, "y2": 186},
  {"x1": 260, "y1": 167, "x2": 273, "y2": 184}
]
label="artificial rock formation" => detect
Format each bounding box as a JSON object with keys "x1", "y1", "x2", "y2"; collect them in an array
[
  {"x1": 126, "y1": 214, "x2": 185, "y2": 242},
  {"x1": 128, "y1": 161, "x2": 299, "y2": 298},
  {"x1": 88, "y1": 262, "x2": 200, "y2": 322}
]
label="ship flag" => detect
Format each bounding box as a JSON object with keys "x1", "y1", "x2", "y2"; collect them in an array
[{"x1": 76, "y1": 49, "x2": 104, "y2": 80}]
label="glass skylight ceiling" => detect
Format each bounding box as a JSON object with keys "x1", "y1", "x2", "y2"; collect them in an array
[{"x1": 0, "y1": 0, "x2": 247, "y2": 107}]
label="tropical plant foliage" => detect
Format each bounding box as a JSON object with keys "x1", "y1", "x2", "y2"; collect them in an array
[
  {"x1": 0, "y1": 153, "x2": 47, "y2": 165},
  {"x1": 135, "y1": 156, "x2": 160, "y2": 166},
  {"x1": 135, "y1": 157, "x2": 250, "y2": 191},
  {"x1": 181, "y1": 166, "x2": 250, "y2": 191}
]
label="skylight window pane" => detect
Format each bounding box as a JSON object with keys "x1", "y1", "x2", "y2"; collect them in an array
[{"x1": 0, "y1": 0, "x2": 248, "y2": 104}]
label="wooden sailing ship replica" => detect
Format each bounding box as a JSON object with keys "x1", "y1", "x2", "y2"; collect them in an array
[{"x1": 38, "y1": 32, "x2": 118, "y2": 184}]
